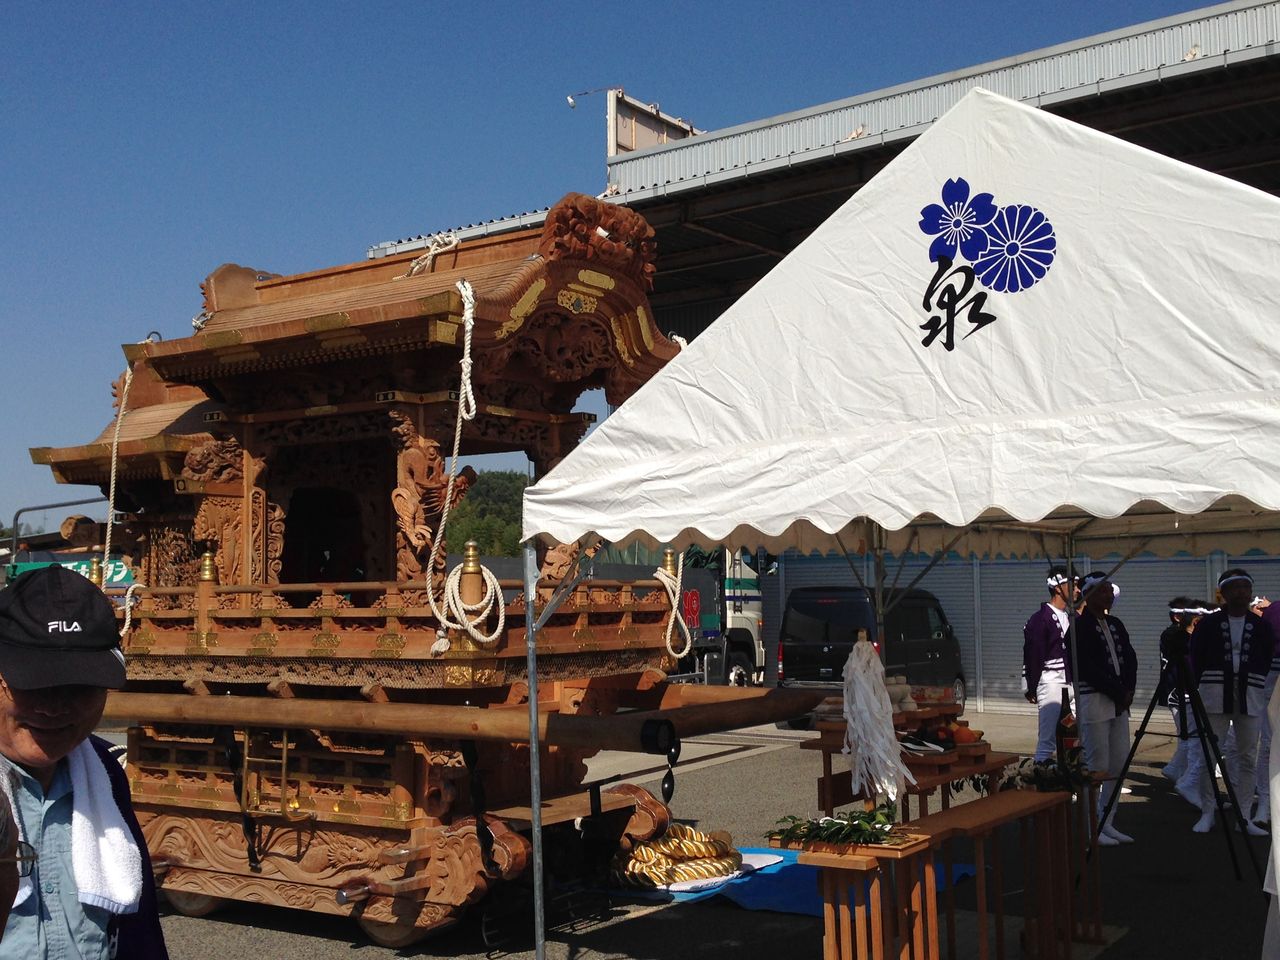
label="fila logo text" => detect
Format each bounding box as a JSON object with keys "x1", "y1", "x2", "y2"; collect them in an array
[{"x1": 47, "y1": 621, "x2": 82, "y2": 633}]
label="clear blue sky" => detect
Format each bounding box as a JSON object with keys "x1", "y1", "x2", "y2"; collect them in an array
[{"x1": 0, "y1": 0, "x2": 1208, "y2": 531}]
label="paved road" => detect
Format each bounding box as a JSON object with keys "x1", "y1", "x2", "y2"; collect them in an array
[{"x1": 154, "y1": 712, "x2": 1270, "y2": 960}]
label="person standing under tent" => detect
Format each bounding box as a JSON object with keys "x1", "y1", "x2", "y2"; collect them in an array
[
  {"x1": 1067, "y1": 571, "x2": 1138, "y2": 846},
  {"x1": 1190, "y1": 568, "x2": 1274, "y2": 835},
  {"x1": 1022, "y1": 567, "x2": 1078, "y2": 762},
  {"x1": 1160, "y1": 598, "x2": 1210, "y2": 806},
  {"x1": 1248, "y1": 595, "x2": 1280, "y2": 826}
]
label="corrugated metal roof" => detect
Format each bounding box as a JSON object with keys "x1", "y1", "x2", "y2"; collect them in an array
[
  {"x1": 367, "y1": 0, "x2": 1280, "y2": 259},
  {"x1": 609, "y1": 0, "x2": 1280, "y2": 200}
]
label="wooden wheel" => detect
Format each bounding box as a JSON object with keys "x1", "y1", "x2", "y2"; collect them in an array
[
  {"x1": 357, "y1": 918, "x2": 432, "y2": 949},
  {"x1": 164, "y1": 890, "x2": 226, "y2": 917}
]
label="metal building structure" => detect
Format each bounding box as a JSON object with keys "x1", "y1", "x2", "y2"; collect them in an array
[{"x1": 371, "y1": 0, "x2": 1280, "y2": 341}]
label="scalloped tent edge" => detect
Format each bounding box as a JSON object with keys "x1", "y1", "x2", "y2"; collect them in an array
[{"x1": 521, "y1": 87, "x2": 1280, "y2": 561}]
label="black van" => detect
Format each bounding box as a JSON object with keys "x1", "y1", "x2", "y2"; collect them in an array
[{"x1": 775, "y1": 586, "x2": 966, "y2": 709}]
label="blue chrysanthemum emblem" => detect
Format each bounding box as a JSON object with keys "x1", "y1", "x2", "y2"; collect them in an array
[
  {"x1": 917, "y1": 178, "x2": 997, "y2": 263},
  {"x1": 971, "y1": 204, "x2": 1056, "y2": 293}
]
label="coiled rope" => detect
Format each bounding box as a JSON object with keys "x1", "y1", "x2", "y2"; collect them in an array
[
  {"x1": 396, "y1": 232, "x2": 460, "y2": 280},
  {"x1": 424, "y1": 279, "x2": 504, "y2": 653},
  {"x1": 653, "y1": 552, "x2": 692, "y2": 659}
]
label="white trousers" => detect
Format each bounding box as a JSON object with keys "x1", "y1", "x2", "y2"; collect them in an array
[
  {"x1": 1080, "y1": 713, "x2": 1131, "y2": 829},
  {"x1": 1265, "y1": 895, "x2": 1280, "y2": 960},
  {"x1": 1034, "y1": 672, "x2": 1072, "y2": 762},
  {"x1": 1258, "y1": 673, "x2": 1280, "y2": 817},
  {"x1": 1202, "y1": 712, "x2": 1261, "y2": 818}
]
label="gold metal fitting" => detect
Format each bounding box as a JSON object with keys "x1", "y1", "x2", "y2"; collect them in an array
[
  {"x1": 199, "y1": 548, "x2": 218, "y2": 583},
  {"x1": 88, "y1": 556, "x2": 103, "y2": 586},
  {"x1": 661, "y1": 547, "x2": 676, "y2": 576},
  {"x1": 462, "y1": 541, "x2": 481, "y2": 574}
]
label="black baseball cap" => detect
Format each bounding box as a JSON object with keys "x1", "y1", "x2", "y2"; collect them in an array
[{"x1": 0, "y1": 566, "x2": 126, "y2": 690}]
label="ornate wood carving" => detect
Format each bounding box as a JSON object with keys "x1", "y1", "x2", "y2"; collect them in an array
[
  {"x1": 390, "y1": 412, "x2": 475, "y2": 584},
  {"x1": 539, "y1": 192, "x2": 656, "y2": 291},
  {"x1": 139, "y1": 520, "x2": 199, "y2": 588},
  {"x1": 192, "y1": 496, "x2": 244, "y2": 583},
  {"x1": 182, "y1": 437, "x2": 248, "y2": 484}
]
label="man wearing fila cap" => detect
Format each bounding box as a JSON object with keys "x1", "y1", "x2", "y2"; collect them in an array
[
  {"x1": 0, "y1": 566, "x2": 167, "y2": 958},
  {"x1": 1189, "y1": 567, "x2": 1274, "y2": 836}
]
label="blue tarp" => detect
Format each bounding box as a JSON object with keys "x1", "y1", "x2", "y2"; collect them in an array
[{"x1": 626, "y1": 848, "x2": 976, "y2": 917}]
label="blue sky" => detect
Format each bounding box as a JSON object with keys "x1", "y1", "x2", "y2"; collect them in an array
[{"x1": 0, "y1": 0, "x2": 1208, "y2": 531}]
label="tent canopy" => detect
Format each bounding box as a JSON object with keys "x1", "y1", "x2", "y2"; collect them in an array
[{"x1": 522, "y1": 88, "x2": 1280, "y2": 559}]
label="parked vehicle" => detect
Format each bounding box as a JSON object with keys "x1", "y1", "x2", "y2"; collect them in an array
[
  {"x1": 673, "y1": 548, "x2": 766, "y2": 686},
  {"x1": 775, "y1": 586, "x2": 966, "y2": 720}
]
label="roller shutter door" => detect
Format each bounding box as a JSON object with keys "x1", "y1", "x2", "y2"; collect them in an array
[{"x1": 976, "y1": 561, "x2": 1050, "y2": 715}]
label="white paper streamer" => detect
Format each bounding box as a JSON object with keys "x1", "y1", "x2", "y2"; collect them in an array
[{"x1": 842, "y1": 642, "x2": 916, "y2": 802}]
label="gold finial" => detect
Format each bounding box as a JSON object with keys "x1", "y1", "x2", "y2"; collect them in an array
[
  {"x1": 462, "y1": 541, "x2": 481, "y2": 574},
  {"x1": 88, "y1": 556, "x2": 103, "y2": 586},
  {"x1": 199, "y1": 548, "x2": 218, "y2": 583},
  {"x1": 661, "y1": 547, "x2": 676, "y2": 576}
]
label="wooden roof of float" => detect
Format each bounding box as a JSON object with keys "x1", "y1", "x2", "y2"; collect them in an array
[{"x1": 33, "y1": 193, "x2": 679, "y2": 484}]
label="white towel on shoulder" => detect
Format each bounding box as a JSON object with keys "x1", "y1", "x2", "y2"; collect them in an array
[{"x1": 0, "y1": 740, "x2": 142, "y2": 914}]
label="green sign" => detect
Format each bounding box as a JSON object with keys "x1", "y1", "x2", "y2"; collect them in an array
[{"x1": 5, "y1": 560, "x2": 134, "y2": 585}]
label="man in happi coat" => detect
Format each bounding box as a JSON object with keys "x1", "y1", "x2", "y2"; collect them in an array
[
  {"x1": 1022, "y1": 566, "x2": 1077, "y2": 762},
  {"x1": 1190, "y1": 568, "x2": 1274, "y2": 835},
  {"x1": 1067, "y1": 571, "x2": 1137, "y2": 846}
]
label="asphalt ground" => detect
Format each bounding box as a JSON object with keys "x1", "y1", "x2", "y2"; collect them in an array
[{"x1": 149, "y1": 711, "x2": 1272, "y2": 960}]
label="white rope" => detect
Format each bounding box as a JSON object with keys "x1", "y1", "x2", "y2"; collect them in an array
[
  {"x1": 842, "y1": 642, "x2": 915, "y2": 802},
  {"x1": 102, "y1": 350, "x2": 150, "y2": 639},
  {"x1": 653, "y1": 553, "x2": 692, "y2": 659},
  {"x1": 101, "y1": 365, "x2": 134, "y2": 571},
  {"x1": 120, "y1": 582, "x2": 144, "y2": 638},
  {"x1": 396, "y1": 232, "x2": 459, "y2": 280},
  {"x1": 424, "y1": 279, "x2": 504, "y2": 653}
]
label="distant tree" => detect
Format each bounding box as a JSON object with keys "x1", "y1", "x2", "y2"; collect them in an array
[{"x1": 446, "y1": 471, "x2": 527, "y2": 556}]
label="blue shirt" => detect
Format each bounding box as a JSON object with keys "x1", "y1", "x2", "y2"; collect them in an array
[{"x1": 2, "y1": 759, "x2": 111, "y2": 959}]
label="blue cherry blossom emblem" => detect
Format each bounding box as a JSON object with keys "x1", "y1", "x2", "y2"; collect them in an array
[
  {"x1": 917, "y1": 178, "x2": 997, "y2": 263},
  {"x1": 971, "y1": 204, "x2": 1057, "y2": 293}
]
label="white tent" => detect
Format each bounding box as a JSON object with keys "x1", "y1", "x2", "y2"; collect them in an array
[
  {"x1": 523, "y1": 88, "x2": 1280, "y2": 560},
  {"x1": 516, "y1": 88, "x2": 1280, "y2": 954}
]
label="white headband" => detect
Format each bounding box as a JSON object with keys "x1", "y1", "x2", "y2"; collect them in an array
[
  {"x1": 1170, "y1": 606, "x2": 1216, "y2": 616},
  {"x1": 1047, "y1": 574, "x2": 1070, "y2": 587},
  {"x1": 1219, "y1": 574, "x2": 1253, "y2": 588}
]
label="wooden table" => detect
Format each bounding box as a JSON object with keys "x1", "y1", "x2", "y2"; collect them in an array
[
  {"x1": 908, "y1": 790, "x2": 1073, "y2": 960},
  {"x1": 803, "y1": 730, "x2": 1017, "y2": 820},
  {"x1": 774, "y1": 834, "x2": 934, "y2": 960}
]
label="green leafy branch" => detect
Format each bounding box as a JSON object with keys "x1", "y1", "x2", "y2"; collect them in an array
[{"x1": 767, "y1": 805, "x2": 898, "y2": 846}]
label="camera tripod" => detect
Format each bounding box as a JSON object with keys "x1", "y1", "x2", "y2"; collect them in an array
[{"x1": 1094, "y1": 643, "x2": 1263, "y2": 883}]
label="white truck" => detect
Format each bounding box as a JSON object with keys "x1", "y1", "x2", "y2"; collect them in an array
[{"x1": 674, "y1": 548, "x2": 766, "y2": 686}]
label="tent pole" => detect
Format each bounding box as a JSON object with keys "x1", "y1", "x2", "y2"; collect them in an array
[
  {"x1": 1065, "y1": 533, "x2": 1080, "y2": 760},
  {"x1": 521, "y1": 540, "x2": 547, "y2": 960},
  {"x1": 873, "y1": 523, "x2": 887, "y2": 652}
]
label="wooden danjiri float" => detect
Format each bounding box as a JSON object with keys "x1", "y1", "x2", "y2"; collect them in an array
[{"x1": 30, "y1": 193, "x2": 823, "y2": 947}]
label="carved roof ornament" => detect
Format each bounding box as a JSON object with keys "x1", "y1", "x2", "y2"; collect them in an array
[{"x1": 538, "y1": 193, "x2": 656, "y2": 291}]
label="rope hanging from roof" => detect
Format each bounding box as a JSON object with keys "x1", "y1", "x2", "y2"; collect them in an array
[
  {"x1": 102, "y1": 343, "x2": 153, "y2": 638},
  {"x1": 425, "y1": 279, "x2": 505, "y2": 653}
]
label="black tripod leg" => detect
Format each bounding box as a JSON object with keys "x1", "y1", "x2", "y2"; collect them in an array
[
  {"x1": 1187, "y1": 689, "x2": 1262, "y2": 883},
  {"x1": 1093, "y1": 685, "x2": 1161, "y2": 853}
]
